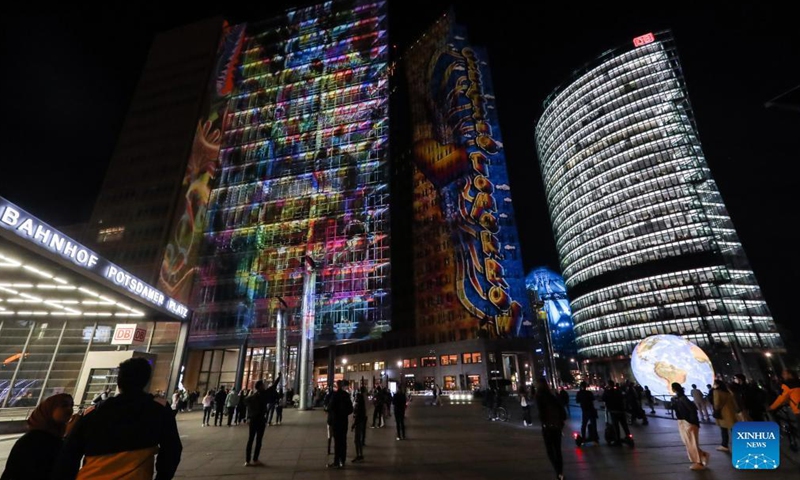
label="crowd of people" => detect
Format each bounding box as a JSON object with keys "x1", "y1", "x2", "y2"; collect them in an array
[{"x1": 3, "y1": 361, "x2": 797, "y2": 479}]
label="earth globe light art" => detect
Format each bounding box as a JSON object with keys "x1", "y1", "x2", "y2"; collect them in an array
[{"x1": 630, "y1": 335, "x2": 715, "y2": 397}]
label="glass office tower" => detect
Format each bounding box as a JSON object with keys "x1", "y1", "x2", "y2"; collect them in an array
[
  {"x1": 156, "y1": 0, "x2": 391, "y2": 391},
  {"x1": 535, "y1": 31, "x2": 782, "y2": 376}
]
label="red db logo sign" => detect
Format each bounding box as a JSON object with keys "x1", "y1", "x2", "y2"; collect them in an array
[
  {"x1": 633, "y1": 33, "x2": 655, "y2": 47},
  {"x1": 111, "y1": 324, "x2": 146, "y2": 345}
]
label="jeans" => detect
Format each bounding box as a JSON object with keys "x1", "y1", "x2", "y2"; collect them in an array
[
  {"x1": 276, "y1": 406, "x2": 283, "y2": 424},
  {"x1": 227, "y1": 408, "x2": 236, "y2": 426},
  {"x1": 372, "y1": 405, "x2": 384, "y2": 427},
  {"x1": 721, "y1": 426, "x2": 730, "y2": 447},
  {"x1": 246, "y1": 419, "x2": 266, "y2": 463},
  {"x1": 581, "y1": 412, "x2": 599, "y2": 441},
  {"x1": 267, "y1": 403, "x2": 276, "y2": 424},
  {"x1": 203, "y1": 407, "x2": 212, "y2": 425},
  {"x1": 333, "y1": 422, "x2": 348, "y2": 466},
  {"x1": 395, "y1": 412, "x2": 406, "y2": 439},
  {"x1": 542, "y1": 426, "x2": 563, "y2": 475},
  {"x1": 610, "y1": 412, "x2": 631, "y2": 442},
  {"x1": 353, "y1": 418, "x2": 366, "y2": 457}
]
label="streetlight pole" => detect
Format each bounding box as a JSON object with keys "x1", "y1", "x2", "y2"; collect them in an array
[{"x1": 397, "y1": 360, "x2": 403, "y2": 392}]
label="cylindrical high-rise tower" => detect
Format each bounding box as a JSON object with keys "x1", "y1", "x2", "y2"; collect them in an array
[{"x1": 535, "y1": 31, "x2": 782, "y2": 377}]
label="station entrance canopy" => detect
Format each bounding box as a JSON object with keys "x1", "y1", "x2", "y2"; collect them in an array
[{"x1": 0, "y1": 196, "x2": 190, "y2": 322}]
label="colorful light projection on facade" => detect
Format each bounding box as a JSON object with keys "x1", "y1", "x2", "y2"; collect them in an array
[
  {"x1": 406, "y1": 17, "x2": 531, "y2": 341},
  {"x1": 179, "y1": 0, "x2": 391, "y2": 344}
]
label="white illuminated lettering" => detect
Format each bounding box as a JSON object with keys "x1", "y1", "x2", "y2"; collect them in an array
[
  {"x1": 115, "y1": 271, "x2": 126, "y2": 284},
  {"x1": 123, "y1": 273, "x2": 132, "y2": 287},
  {"x1": 76, "y1": 250, "x2": 89, "y2": 264},
  {"x1": 87, "y1": 255, "x2": 98, "y2": 268},
  {"x1": 17, "y1": 219, "x2": 34, "y2": 236},
  {"x1": 63, "y1": 242, "x2": 79, "y2": 259},
  {"x1": 0, "y1": 207, "x2": 20, "y2": 226},
  {"x1": 107, "y1": 266, "x2": 119, "y2": 279},
  {"x1": 49, "y1": 234, "x2": 66, "y2": 253},
  {"x1": 157, "y1": 293, "x2": 165, "y2": 305},
  {"x1": 136, "y1": 282, "x2": 145, "y2": 294},
  {"x1": 34, "y1": 225, "x2": 51, "y2": 243}
]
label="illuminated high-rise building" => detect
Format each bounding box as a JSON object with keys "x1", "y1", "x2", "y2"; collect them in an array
[
  {"x1": 155, "y1": 1, "x2": 391, "y2": 392},
  {"x1": 536, "y1": 31, "x2": 782, "y2": 377},
  {"x1": 402, "y1": 13, "x2": 539, "y2": 388}
]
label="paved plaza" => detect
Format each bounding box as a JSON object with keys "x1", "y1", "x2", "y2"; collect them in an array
[{"x1": 1, "y1": 399, "x2": 798, "y2": 479}]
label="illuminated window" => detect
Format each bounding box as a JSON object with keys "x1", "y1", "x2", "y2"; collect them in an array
[
  {"x1": 360, "y1": 362, "x2": 371, "y2": 372},
  {"x1": 440, "y1": 354, "x2": 457, "y2": 366},
  {"x1": 420, "y1": 356, "x2": 436, "y2": 367},
  {"x1": 444, "y1": 376, "x2": 456, "y2": 390},
  {"x1": 97, "y1": 226, "x2": 125, "y2": 243},
  {"x1": 346, "y1": 364, "x2": 356, "y2": 372},
  {"x1": 467, "y1": 375, "x2": 481, "y2": 390},
  {"x1": 373, "y1": 361, "x2": 384, "y2": 371},
  {"x1": 403, "y1": 358, "x2": 417, "y2": 368},
  {"x1": 462, "y1": 352, "x2": 482, "y2": 364}
]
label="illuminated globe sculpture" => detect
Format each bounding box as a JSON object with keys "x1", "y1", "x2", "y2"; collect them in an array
[{"x1": 630, "y1": 335, "x2": 714, "y2": 397}]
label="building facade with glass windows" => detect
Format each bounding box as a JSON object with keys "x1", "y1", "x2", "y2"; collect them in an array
[
  {"x1": 535, "y1": 31, "x2": 782, "y2": 378},
  {"x1": 0, "y1": 197, "x2": 189, "y2": 411},
  {"x1": 153, "y1": 0, "x2": 391, "y2": 394}
]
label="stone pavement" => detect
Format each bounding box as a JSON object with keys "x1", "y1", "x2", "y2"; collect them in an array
[{"x1": 1, "y1": 399, "x2": 798, "y2": 479}]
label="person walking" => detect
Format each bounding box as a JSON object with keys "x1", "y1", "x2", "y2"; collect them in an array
[
  {"x1": 52, "y1": 357, "x2": 182, "y2": 479},
  {"x1": 226, "y1": 388, "x2": 238, "y2": 426},
  {"x1": 244, "y1": 373, "x2": 281, "y2": 467},
  {"x1": 712, "y1": 379, "x2": 738, "y2": 453},
  {"x1": 202, "y1": 390, "x2": 214, "y2": 426},
  {"x1": 690, "y1": 384, "x2": 709, "y2": 422},
  {"x1": 275, "y1": 390, "x2": 285, "y2": 425},
  {"x1": 768, "y1": 369, "x2": 800, "y2": 433},
  {"x1": 236, "y1": 389, "x2": 248, "y2": 425},
  {"x1": 558, "y1": 387, "x2": 571, "y2": 418},
  {"x1": 327, "y1": 380, "x2": 354, "y2": 469},
  {"x1": 644, "y1": 386, "x2": 656, "y2": 414},
  {"x1": 671, "y1": 383, "x2": 709, "y2": 471},
  {"x1": 371, "y1": 386, "x2": 385, "y2": 428},
  {"x1": 351, "y1": 386, "x2": 367, "y2": 463},
  {"x1": 214, "y1": 387, "x2": 227, "y2": 426},
  {"x1": 1, "y1": 393, "x2": 74, "y2": 480},
  {"x1": 735, "y1": 374, "x2": 767, "y2": 421},
  {"x1": 536, "y1": 378, "x2": 567, "y2": 480},
  {"x1": 519, "y1": 386, "x2": 532, "y2": 427},
  {"x1": 393, "y1": 387, "x2": 408, "y2": 441},
  {"x1": 601, "y1": 380, "x2": 633, "y2": 446},
  {"x1": 576, "y1": 381, "x2": 600, "y2": 444}
]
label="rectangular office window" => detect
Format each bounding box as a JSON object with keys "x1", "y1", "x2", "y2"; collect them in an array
[
  {"x1": 440, "y1": 354, "x2": 457, "y2": 366},
  {"x1": 443, "y1": 375, "x2": 456, "y2": 390},
  {"x1": 462, "y1": 352, "x2": 482, "y2": 364},
  {"x1": 360, "y1": 362, "x2": 371, "y2": 372},
  {"x1": 467, "y1": 375, "x2": 481, "y2": 390},
  {"x1": 373, "y1": 361, "x2": 385, "y2": 371},
  {"x1": 420, "y1": 356, "x2": 437, "y2": 367},
  {"x1": 403, "y1": 358, "x2": 418, "y2": 368},
  {"x1": 424, "y1": 376, "x2": 435, "y2": 390},
  {"x1": 97, "y1": 226, "x2": 125, "y2": 243}
]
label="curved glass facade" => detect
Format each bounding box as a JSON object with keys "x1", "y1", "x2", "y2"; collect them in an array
[{"x1": 535, "y1": 32, "x2": 782, "y2": 366}]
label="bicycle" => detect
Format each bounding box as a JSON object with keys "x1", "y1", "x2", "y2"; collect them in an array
[{"x1": 770, "y1": 406, "x2": 799, "y2": 453}]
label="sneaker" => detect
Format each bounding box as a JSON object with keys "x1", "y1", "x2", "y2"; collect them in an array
[
  {"x1": 689, "y1": 463, "x2": 705, "y2": 471},
  {"x1": 396, "y1": 437, "x2": 401, "y2": 441},
  {"x1": 557, "y1": 475, "x2": 565, "y2": 480},
  {"x1": 701, "y1": 451, "x2": 710, "y2": 466},
  {"x1": 716, "y1": 446, "x2": 730, "y2": 452},
  {"x1": 250, "y1": 460, "x2": 263, "y2": 466}
]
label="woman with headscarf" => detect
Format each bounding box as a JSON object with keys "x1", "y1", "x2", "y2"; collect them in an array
[{"x1": 1, "y1": 393, "x2": 74, "y2": 480}]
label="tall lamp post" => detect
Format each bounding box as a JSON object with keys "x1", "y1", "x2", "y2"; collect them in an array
[{"x1": 397, "y1": 360, "x2": 403, "y2": 392}]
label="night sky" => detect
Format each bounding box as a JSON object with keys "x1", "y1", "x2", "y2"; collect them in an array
[{"x1": 1, "y1": 2, "x2": 798, "y2": 340}]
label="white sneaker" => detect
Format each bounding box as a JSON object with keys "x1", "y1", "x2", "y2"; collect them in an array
[
  {"x1": 716, "y1": 446, "x2": 730, "y2": 452},
  {"x1": 396, "y1": 437, "x2": 401, "y2": 441},
  {"x1": 244, "y1": 462, "x2": 251, "y2": 467}
]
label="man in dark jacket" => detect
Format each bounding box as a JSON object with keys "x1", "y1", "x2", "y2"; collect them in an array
[
  {"x1": 576, "y1": 381, "x2": 599, "y2": 443},
  {"x1": 244, "y1": 373, "x2": 281, "y2": 467},
  {"x1": 734, "y1": 374, "x2": 767, "y2": 421},
  {"x1": 392, "y1": 388, "x2": 408, "y2": 441},
  {"x1": 214, "y1": 387, "x2": 227, "y2": 426},
  {"x1": 351, "y1": 386, "x2": 367, "y2": 463},
  {"x1": 672, "y1": 383, "x2": 708, "y2": 470},
  {"x1": 601, "y1": 380, "x2": 632, "y2": 445},
  {"x1": 327, "y1": 380, "x2": 353, "y2": 469},
  {"x1": 52, "y1": 357, "x2": 182, "y2": 479},
  {"x1": 371, "y1": 386, "x2": 385, "y2": 428},
  {"x1": 536, "y1": 378, "x2": 567, "y2": 480}
]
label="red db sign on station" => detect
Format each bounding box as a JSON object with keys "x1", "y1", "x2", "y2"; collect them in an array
[
  {"x1": 633, "y1": 33, "x2": 655, "y2": 47},
  {"x1": 111, "y1": 324, "x2": 147, "y2": 345}
]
